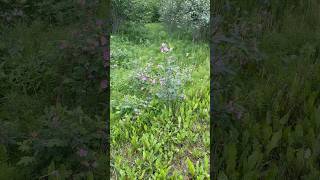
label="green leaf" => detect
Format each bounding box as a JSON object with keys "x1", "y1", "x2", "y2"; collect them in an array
[
  {"x1": 0, "y1": 145, "x2": 7, "y2": 162},
  {"x1": 46, "y1": 139, "x2": 66, "y2": 147},
  {"x1": 87, "y1": 172, "x2": 94, "y2": 180},
  {"x1": 246, "y1": 150, "x2": 263, "y2": 171},
  {"x1": 17, "y1": 140, "x2": 31, "y2": 152},
  {"x1": 17, "y1": 156, "x2": 35, "y2": 166},
  {"x1": 294, "y1": 124, "x2": 304, "y2": 138},
  {"x1": 203, "y1": 155, "x2": 209, "y2": 172},
  {"x1": 266, "y1": 130, "x2": 282, "y2": 154},
  {"x1": 218, "y1": 171, "x2": 228, "y2": 180},
  {"x1": 279, "y1": 112, "x2": 290, "y2": 125},
  {"x1": 186, "y1": 157, "x2": 196, "y2": 177},
  {"x1": 224, "y1": 143, "x2": 237, "y2": 174},
  {"x1": 48, "y1": 161, "x2": 57, "y2": 180}
]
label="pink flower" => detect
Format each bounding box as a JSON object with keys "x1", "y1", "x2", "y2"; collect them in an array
[
  {"x1": 160, "y1": 43, "x2": 171, "y2": 53},
  {"x1": 100, "y1": 79, "x2": 108, "y2": 90},
  {"x1": 59, "y1": 40, "x2": 68, "y2": 49},
  {"x1": 103, "y1": 47, "x2": 109, "y2": 67},
  {"x1": 96, "y1": 19, "x2": 104, "y2": 27},
  {"x1": 140, "y1": 75, "x2": 148, "y2": 81},
  {"x1": 78, "y1": 148, "x2": 88, "y2": 157},
  {"x1": 78, "y1": 0, "x2": 86, "y2": 6}
]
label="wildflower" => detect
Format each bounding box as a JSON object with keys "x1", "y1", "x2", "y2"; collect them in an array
[
  {"x1": 100, "y1": 79, "x2": 108, "y2": 90},
  {"x1": 59, "y1": 40, "x2": 68, "y2": 50},
  {"x1": 157, "y1": 64, "x2": 163, "y2": 69},
  {"x1": 180, "y1": 94, "x2": 185, "y2": 100},
  {"x1": 96, "y1": 19, "x2": 104, "y2": 27},
  {"x1": 226, "y1": 101, "x2": 243, "y2": 120},
  {"x1": 78, "y1": 148, "x2": 88, "y2": 157},
  {"x1": 140, "y1": 75, "x2": 148, "y2": 81},
  {"x1": 30, "y1": 131, "x2": 38, "y2": 138},
  {"x1": 78, "y1": 0, "x2": 86, "y2": 6},
  {"x1": 103, "y1": 48, "x2": 109, "y2": 67},
  {"x1": 160, "y1": 43, "x2": 171, "y2": 53},
  {"x1": 159, "y1": 78, "x2": 165, "y2": 86}
]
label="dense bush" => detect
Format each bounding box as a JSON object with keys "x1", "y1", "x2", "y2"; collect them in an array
[
  {"x1": 212, "y1": 0, "x2": 320, "y2": 179},
  {"x1": 0, "y1": 0, "x2": 100, "y2": 26},
  {"x1": 111, "y1": 0, "x2": 160, "y2": 31},
  {"x1": 159, "y1": 0, "x2": 209, "y2": 41},
  {"x1": 0, "y1": 0, "x2": 109, "y2": 178}
]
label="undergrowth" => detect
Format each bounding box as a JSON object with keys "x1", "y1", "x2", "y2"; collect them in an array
[{"x1": 111, "y1": 23, "x2": 210, "y2": 179}]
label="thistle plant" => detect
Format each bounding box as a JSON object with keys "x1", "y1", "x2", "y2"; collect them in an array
[{"x1": 133, "y1": 43, "x2": 192, "y2": 119}]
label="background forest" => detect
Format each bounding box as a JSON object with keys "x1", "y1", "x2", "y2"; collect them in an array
[
  {"x1": 0, "y1": 0, "x2": 110, "y2": 179},
  {"x1": 212, "y1": 0, "x2": 320, "y2": 179}
]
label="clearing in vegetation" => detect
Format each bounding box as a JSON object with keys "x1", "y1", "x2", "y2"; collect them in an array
[{"x1": 111, "y1": 23, "x2": 210, "y2": 178}]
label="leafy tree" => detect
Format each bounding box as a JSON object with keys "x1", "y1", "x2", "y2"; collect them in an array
[{"x1": 159, "y1": 0, "x2": 209, "y2": 41}]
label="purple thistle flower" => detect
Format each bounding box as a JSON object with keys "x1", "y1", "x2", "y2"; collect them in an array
[
  {"x1": 100, "y1": 79, "x2": 108, "y2": 90},
  {"x1": 78, "y1": 148, "x2": 88, "y2": 157},
  {"x1": 59, "y1": 40, "x2": 68, "y2": 50},
  {"x1": 160, "y1": 43, "x2": 171, "y2": 53},
  {"x1": 103, "y1": 47, "x2": 109, "y2": 67},
  {"x1": 96, "y1": 19, "x2": 104, "y2": 27},
  {"x1": 139, "y1": 74, "x2": 148, "y2": 81},
  {"x1": 78, "y1": 0, "x2": 86, "y2": 6},
  {"x1": 151, "y1": 79, "x2": 156, "y2": 84}
]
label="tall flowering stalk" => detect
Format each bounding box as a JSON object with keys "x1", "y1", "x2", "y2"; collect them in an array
[{"x1": 159, "y1": 43, "x2": 187, "y2": 119}]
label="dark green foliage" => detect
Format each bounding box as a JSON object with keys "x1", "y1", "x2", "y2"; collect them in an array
[
  {"x1": 0, "y1": 0, "x2": 109, "y2": 178},
  {"x1": 159, "y1": 0, "x2": 210, "y2": 41},
  {"x1": 213, "y1": 0, "x2": 320, "y2": 179},
  {"x1": 0, "y1": 0, "x2": 97, "y2": 26},
  {"x1": 111, "y1": 0, "x2": 160, "y2": 32}
]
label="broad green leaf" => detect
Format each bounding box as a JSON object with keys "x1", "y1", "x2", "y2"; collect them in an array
[
  {"x1": 218, "y1": 171, "x2": 228, "y2": 180},
  {"x1": 247, "y1": 150, "x2": 263, "y2": 171},
  {"x1": 17, "y1": 156, "x2": 35, "y2": 166},
  {"x1": 279, "y1": 112, "x2": 290, "y2": 125},
  {"x1": 186, "y1": 157, "x2": 196, "y2": 177},
  {"x1": 266, "y1": 130, "x2": 282, "y2": 154},
  {"x1": 48, "y1": 161, "x2": 58, "y2": 180},
  {"x1": 224, "y1": 143, "x2": 237, "y2": 173},
  {"x1": 46, "y1": 139, "x2": 66, "y2": 148},
  {"x1": 87, "y1": 172, "x2": 94, "y2": 180}
]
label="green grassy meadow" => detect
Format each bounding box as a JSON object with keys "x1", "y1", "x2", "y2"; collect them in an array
[{"x1": 111, "y1": 23, "x2": 210, "y2": 179}]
